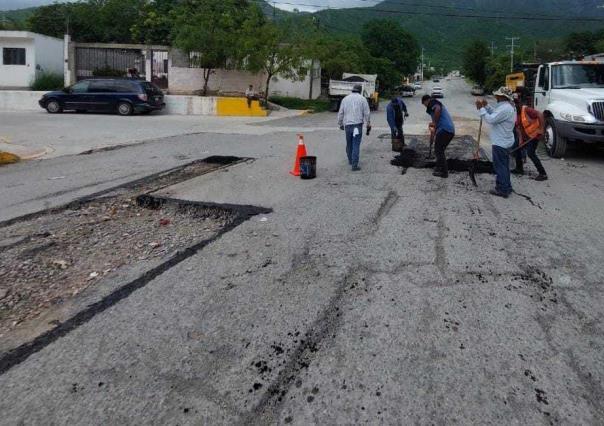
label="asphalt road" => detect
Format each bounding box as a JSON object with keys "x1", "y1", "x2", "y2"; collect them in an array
[{"x1": 1, "y1": 78, "x2": 604, "y2": 425}]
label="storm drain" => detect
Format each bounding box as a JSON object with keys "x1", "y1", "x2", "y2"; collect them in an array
[{"x1": 0, "y1": 156, "x2": 270, "y2": 374}]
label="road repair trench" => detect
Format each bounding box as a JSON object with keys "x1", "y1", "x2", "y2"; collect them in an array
[
  {"x1": 389, "y1": 135, "x2": 494, "y2": 175},
  {"x1": 0, "y1": 156, "x2": 269, "y2": 373}
]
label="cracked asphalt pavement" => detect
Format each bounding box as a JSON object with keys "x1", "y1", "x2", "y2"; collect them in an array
[{"x1": 1, "y1": 79, "x2": 604, "y2": 424}]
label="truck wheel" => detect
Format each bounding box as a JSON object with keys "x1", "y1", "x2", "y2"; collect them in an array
[
  {"x1": 330, "y1": 99, "x2": 340, "y2": 112},
  {"x1": 545, "y1": 117, "x2": 567, "y2": 158}
]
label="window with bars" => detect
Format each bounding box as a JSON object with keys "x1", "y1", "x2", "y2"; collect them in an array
[{"x1": 3, "y1": 48, "x2": 26, "y2": 65}]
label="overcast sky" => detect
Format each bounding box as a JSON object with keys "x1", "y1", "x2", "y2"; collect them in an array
[
  {"x1": 270, "y1": 0, "x2": 382, "y2": 12},
  {"x1": 0, "y1": 0, "x2": 382, "y2": 12}
]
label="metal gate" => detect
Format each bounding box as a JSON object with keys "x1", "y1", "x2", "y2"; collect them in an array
[
  {"x1": 75, "y1": 47, "x2": 146, "y2": 80},
  {"x1": 151, "y1": 50, "x2": 169, "y2": 89}
]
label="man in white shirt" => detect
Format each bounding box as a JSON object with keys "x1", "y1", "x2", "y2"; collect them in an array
[
  {"x1": 476, "y1": 86, "x2": 515, "y2": 198},
  {"x1": 245, "y1": 85, "x2": 256, "y2": 108},
  {"x1": 337, "y1": 84, "x2": 371, "y2": 171}
]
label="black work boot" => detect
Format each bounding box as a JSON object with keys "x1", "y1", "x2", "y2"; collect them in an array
[
  {"x1": 534, "y1": 174, "x2": 548, "y2": 181},
  {"x1": 511, "y1": 167, "x2": 524, "y2": 176}
]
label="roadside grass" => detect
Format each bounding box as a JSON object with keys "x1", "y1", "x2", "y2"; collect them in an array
[
  {"x1": 30, "y1": 72, "x2": 64, "y2": 91},
  {"x1": 269, "y1": 96, "x2": 330, "y2": 113}
]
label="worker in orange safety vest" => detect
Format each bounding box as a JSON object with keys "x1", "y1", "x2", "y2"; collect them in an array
[{"x1": 513, "y1": 93, "x2": 548, "y2": 181}]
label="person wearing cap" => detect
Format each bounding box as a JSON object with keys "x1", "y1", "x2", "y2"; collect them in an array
[
  {"x1": 422, "y1": 95, "x2": 455, "y2": 178},
  {"x1": 337, "y1": 84, "x2": 371, "y2": 171},
  {"x1": 387, "y1": 96, "x2": 409, "y2": 144},
  {"x1": 475, "y1": 86, "x2": 516, "y2": 198},
  {"x1": 512, "y1": 93, "x2": 548, "y2": 181}
]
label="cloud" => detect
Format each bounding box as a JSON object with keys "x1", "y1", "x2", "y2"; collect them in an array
[{"x1": 272, "y1": 0, "x2": 382, "y2": 13}]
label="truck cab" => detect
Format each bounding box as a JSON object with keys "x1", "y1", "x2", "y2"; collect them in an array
[{"x1": 534, "y1": 61, "x2": 604, "y2": 157}]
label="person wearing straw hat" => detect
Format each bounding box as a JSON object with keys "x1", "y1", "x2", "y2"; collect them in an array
[{"x1": 475, "y1": 86, "x2": 516, "y2": 198}]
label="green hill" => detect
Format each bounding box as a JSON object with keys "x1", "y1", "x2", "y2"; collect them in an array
[
  {"x1": 1, "y1": 7, "x2": 36, "y2": 27},
  {"x1": 311, "y1": 0, "x2": 604, "y2": 69}
]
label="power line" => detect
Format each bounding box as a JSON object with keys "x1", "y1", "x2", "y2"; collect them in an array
[{"x1": 250, "y1": 0, "x2": 604, "y2": 22}]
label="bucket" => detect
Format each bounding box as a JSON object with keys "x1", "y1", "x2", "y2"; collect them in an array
[
  {"x1": 300, "y1": 156, "x2": 317, "y2": 180},
  {"x1": 391, "y1": 138, "x2": 404, "y2": 152}
]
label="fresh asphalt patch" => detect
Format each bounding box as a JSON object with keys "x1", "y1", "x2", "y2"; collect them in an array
[
  {"x1": 390, "y1": 135, "x2": 493, "y2": 176},
  {"x1": 0, "y1": 156, "x2": 271, "y2": 374}
]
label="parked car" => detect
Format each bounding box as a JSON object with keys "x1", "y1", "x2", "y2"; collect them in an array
[
  {"x1": 39, "y1": 79, "x2": 165, "y2": 116},
  {"x1": 431, "y1": 86, "x2": 444, "y2": 98},
  {"x1": 398, "y1": 85, "x2": 415, "y2": 97},
  {"x1": 413, "y1": 82, "x2": 422, "y2": 90},
  {"x1": 471, "y1": 85, "x2": 485, "y2": 96},
  {"x1": 433, "y1": 78, "x2": 440, "y2": 83}
]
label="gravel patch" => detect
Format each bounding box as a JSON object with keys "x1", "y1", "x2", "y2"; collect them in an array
[{"x1": 0, "y1": 158, "x2": 244, "y2": 338}]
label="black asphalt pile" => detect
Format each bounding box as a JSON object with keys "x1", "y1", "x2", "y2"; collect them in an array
[
  {"x1": 390, "y1": 135, "x2": 493, "y2": 175},
  {"x1": 0, "y1": 157, "x2": 245, "y2": 337}
]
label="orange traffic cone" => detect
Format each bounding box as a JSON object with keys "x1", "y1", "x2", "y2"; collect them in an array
[{"x1": 289, "y1": 134, "x2": 307, "y2": 176}]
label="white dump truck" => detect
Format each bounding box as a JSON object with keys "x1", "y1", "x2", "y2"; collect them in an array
[
  {"x1": 533, "y1": 61, "x2": 604, "y2": 157},
  {"x1": 328, "y1": 73, "x2": 379, "y2": 112}
]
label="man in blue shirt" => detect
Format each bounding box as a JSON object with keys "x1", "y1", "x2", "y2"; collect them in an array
[
  {"x1": 386, "y1": 96, "x2": 409, "y2": 144},
  {"x1": 422, "y1": 95, "x2": 455, "y2": 178},
  {"x1": 476, "y1": 86, "x2": 516, "y2": 198}
]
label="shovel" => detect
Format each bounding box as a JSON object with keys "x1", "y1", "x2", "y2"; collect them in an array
[
  {"x1": 426, "y1": 131, "x2": 435, "y2": 160},
  {"x1": 469, "y1": 118, "x2": 483, "y2": 187}
]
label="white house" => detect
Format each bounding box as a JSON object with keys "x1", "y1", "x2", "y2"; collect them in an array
[{"x1": 0, "y1": 31, "x2": 64, "y2": 89}]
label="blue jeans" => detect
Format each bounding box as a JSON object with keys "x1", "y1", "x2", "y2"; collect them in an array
[
  {"x1": 345, "y1": 124, "x2": 363, "y2": 167},
  {"x1": 492, "y1": 145, "x2": 512, "y2": 195}
]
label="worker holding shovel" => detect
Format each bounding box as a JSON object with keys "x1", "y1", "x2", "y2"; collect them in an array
[
  {"x1": 512, "y1": 93, "x2": 548, "y2": 181},
  {"x1": 476, "y1": 87, "x2": 516, "y2": 198},
  {"x1": 422, "y1": 95, "x2": 455, "y2": 178}
]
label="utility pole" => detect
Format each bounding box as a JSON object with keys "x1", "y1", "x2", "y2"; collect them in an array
[
  {"x1": 272, "y1": 2, "x2": 276, "y2": 19},
  {"x1": 420, "y1": 47, "x2": 425, "y2": 81},
  {"x1": 506, "y1": 37, "x2": 520, "y2": 73},
  {"x1": 490, "y1": 41, "x2": 496, "y2": 56}
]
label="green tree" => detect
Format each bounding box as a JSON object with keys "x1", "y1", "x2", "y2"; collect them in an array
[
  {"x1": 595, "y1": 39, "x2": 604, "y2": 54},
  {"x1": 131, "y1": 0, "x2": 175, "y2": 45},
  {"x1": 28, "y1": 0, "x2": 145, "y2": 43},
  {"x1": 565, "y1": 32, "x2": 596, "y2": 57},
  {"x1": 309, "y1": 35, "x2": 369, "y2": 80},
  {"x1": 484, "y1": 54, "x2": 510, "y2": 93},
  {"x1": 462, "y1": 40, "x2": 490, "y2": 86},
  {"x1": 171, "y1": 0, "x2": 251, "y2": 95},
  {"x1": 360, "y1": 19, "x2": 419, "y2": 76},
  {"x1": 243, "y1": 15, "x2": 307, "y2": 101},
  {"x1": 27, "y1": 3, "x2": 70, "y2": 39},
  {"x1": 534, "y1": 39, "x2": 566, "y2": 63}
]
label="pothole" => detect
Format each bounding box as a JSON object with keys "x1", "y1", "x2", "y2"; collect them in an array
[{"x1": 390, "y1": 135, "x2": 494, "y2": 175}]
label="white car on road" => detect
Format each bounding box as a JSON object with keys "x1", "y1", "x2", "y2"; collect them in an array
[
  {"x1": 413, "y1": 82, "x2": 422, "y2": 90},
  {"x1": 431, "y1": 86, "x2": 444, "y2": 98}
]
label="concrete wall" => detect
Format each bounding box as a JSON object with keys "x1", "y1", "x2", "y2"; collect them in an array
[
  {"x1": 168, "y1": 54, "x2": 321, "y2": 99},
  {"x1": 270, "y1": 65, "x2": 321, "y2": 100},
  {"x1": 163, "y1": 95, "x2": 215, "y2": 115},
  {"x1": 169, "y1": 67, "x2": 266, "y2": 95},
  {"x1": 0, "y1": 91, "x2": 44, "y2": 111},
  {"x1": 33, "y1": 33, "x2": 64, "y2": 76},
  {"x1": 0, "y1": 36, "x2": 35, "y2": 88}
]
